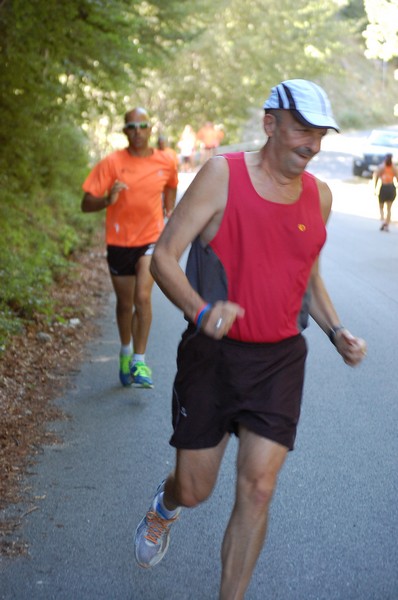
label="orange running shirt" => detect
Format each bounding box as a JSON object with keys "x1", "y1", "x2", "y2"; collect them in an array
[
  {"x1": 162, "y1": 147, "x2": 179, "y2": 169},
  {"x1": 82, "y1": 148, "x2": 178, "y2": 247}
]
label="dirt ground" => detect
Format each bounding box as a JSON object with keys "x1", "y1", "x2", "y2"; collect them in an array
[{"x1": 0, "y1": 241, "x2": 112, "y2": 557}]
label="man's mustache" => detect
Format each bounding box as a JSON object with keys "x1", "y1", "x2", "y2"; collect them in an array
[{"x1": 295, "y1": 147, "x2": 316, "y2": 159}]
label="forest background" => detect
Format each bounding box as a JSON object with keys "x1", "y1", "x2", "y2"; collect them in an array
[{"x1": 1, "y1": 0, "x2": 398, "y2": 347}]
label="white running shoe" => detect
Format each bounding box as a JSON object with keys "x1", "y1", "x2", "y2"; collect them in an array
[{"x1": 134, "y1": 481, "x2": 181, "y2": 568}]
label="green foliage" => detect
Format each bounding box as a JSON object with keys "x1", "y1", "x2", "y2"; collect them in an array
[
  {"x1": 129, "y1": 0, "x2": 358, "y2": 143},
  {"x1": 319, "y1": 36, "x2": 398, "y2": 130},
  {"x1": 339, "y1": 0, "x2": 367, "y2": 23},
  {"x1": 0, "y1": 180, "x2": 95, "y2": 346},
  {"x1": 0, "y1": 94, "x2": 95, "y2": 345}
]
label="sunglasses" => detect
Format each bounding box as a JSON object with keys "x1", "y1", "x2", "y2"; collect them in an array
[{"x1": 125, "y1": 121, "x2": 151, "y2": 130}]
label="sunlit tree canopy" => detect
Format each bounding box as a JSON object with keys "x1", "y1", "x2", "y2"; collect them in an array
[{"x1": 363, "y1": 0, "x2": 398, "y2": 61}]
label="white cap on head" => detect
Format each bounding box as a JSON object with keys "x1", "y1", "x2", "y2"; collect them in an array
[{"x1": 263, "y1": 79, "x2": 339, "y2": 132}]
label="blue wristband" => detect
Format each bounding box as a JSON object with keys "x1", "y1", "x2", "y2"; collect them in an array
[{"x1": 195, "y1": 303, "x2": 212, "y2": 329}]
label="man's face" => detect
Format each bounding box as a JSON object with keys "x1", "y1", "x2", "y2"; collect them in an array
[
  {"x1": 124, "y1": 111, "x2": 152, "y2": 150},
  {"x1": 271, "y1": 110, "x2": 327, "y2": 175}
]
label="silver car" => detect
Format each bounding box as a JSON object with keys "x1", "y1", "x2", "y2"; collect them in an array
[{"x1": 352, "y1": 129, "x2": 398, "y2": 177}]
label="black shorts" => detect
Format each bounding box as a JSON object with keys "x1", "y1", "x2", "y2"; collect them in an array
[
  {"x1": 379, "y1": 184, "x2": 396, "y2": 203},
  {"x1": 106, "y1": 244, "x2": 155, "y2": 276},
  {"x1": 170, "y1": 325, "x2": 307, "y2": 451}
]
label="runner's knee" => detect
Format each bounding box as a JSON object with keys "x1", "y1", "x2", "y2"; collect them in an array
[
  {"x1": 172, "y1": 478, "x2": 214, "y2": 508},
  {"x1": 237, "y1": 469, "x2": 278, "y2": 512}
]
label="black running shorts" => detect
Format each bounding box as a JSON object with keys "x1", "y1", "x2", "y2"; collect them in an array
[
  {"x1": 107, "y1": 244, "x2": 155, "y2": 276},
  {"x1": 169, "y1": 325, "x2": 307, "y2": 451},
  {"x1": 379, "y1": 183, "x2": 396, "y2": 204}
]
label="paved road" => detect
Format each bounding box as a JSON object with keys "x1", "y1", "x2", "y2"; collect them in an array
[{"x1": 1, "y1": 139, "x2": 398, "y2": 599}]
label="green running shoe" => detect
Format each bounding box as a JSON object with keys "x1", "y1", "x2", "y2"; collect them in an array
[
  {"x1": 119, "y1": 354, "x2": 133, "y2": 387},
  {"x1": 132, "y1": 361, "x2": 153, "y2": 388}
]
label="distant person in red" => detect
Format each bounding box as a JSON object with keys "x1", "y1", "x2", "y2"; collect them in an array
[
  {"x1": 197, "y1": 121, "x2": 225, "y2": 163},
  {"x1": 374, "y1": 153, "x2": 398, "y2": 232}
]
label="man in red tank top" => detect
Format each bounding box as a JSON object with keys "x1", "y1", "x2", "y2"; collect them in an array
[{"x1": 134, "y1": 80, "x2": 367, "y2": 598}]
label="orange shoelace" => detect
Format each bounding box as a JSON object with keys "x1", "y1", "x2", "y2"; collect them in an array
[{"x1": 144, "y1": 511, "x2": 177, "y2": 544}]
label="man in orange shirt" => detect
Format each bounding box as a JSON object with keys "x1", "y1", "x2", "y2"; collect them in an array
[{"x1": 81, "y1": 108, "x2": 178, "y2": 388}]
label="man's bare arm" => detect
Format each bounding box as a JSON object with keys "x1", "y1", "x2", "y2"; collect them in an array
[
  {"x1": 151, "y1": 157, "x2": 244, "y2": 337},
  {"x1": 163, "y1": 186, "x2": 177, "y2": 219},
  {"x1": 81, "y1": 180, "x2": 127, "y2": 212},
  {"x1": 310, "y1": 179, "x2": 366, "y2": 366}
]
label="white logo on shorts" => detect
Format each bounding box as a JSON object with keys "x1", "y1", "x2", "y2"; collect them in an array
[{"x1": 145, "y1": 243, "x2": 155, "y2": 256}]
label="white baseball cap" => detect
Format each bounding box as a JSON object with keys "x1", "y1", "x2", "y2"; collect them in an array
[{"x1": 263, "y1": 79, "x2": 339, "y2": 132}]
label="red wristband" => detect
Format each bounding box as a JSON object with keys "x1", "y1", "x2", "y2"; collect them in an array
[{"x1": 194, "y1": 303, "x2": 208, "y2": 324}]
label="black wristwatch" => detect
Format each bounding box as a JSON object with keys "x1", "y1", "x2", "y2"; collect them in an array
[{"x1": 328, "y1": 325, "x2": 345, "y2": 346}]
